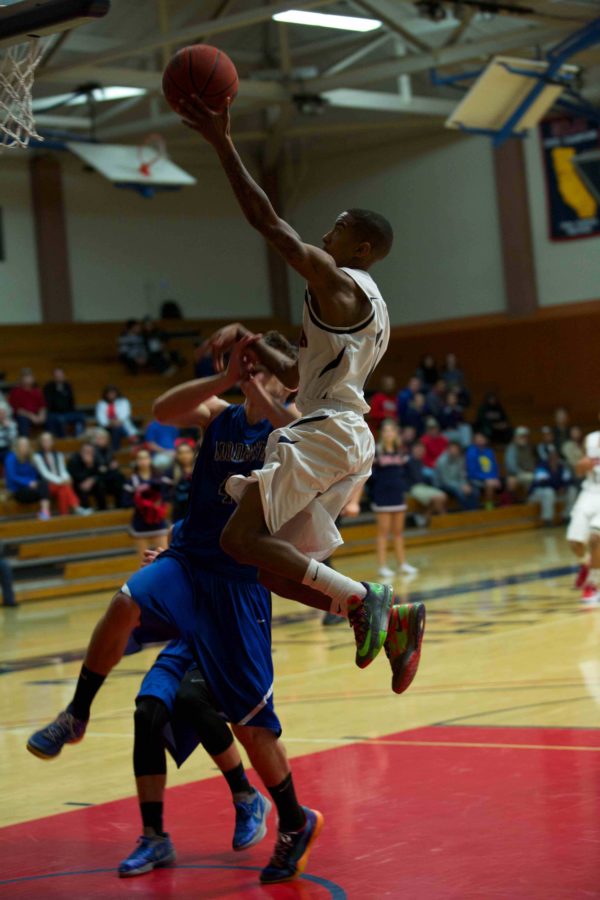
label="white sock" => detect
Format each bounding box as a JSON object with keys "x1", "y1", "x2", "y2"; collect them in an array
[{"x1": 302, "y1": 559, "x2": 366, "y2": 617}]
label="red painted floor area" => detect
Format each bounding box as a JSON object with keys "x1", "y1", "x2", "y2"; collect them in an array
[{"x1": 1, "y1": 726, "x2": 599, "y2": 899}]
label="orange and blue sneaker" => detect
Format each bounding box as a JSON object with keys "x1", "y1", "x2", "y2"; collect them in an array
[
  {"x1": 348, "y1": 582, "x2": 393, "y2": 669},
  {"x1": 384, "y1": 602, "x2": 426, "y2": 694},
  {"x1": 26, "y1": 705, "x2": 88, "y2": 759},
  {"x1": 260, "y1": 807, "x2": 324, "y2": 884}
]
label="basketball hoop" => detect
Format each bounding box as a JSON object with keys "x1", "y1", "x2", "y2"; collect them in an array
[
  {"x1": 0, "y1": 38, "x2": 45, "y2": 149},
  {"x1": 137, "y1": 133, "x2": 167, "y2": 178}
]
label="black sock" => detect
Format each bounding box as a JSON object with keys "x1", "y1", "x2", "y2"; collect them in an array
[
  {"x1": 267, "y1": 773, "x2": 306, "y2": 833},
  {"x1": 140, "y1": 801, "x2": 164, "y2": 836},
  {"x1": 70, "y1": 665, "x2": 106, "y2": 721},
  {"x1": 223, "y1": 762, "x2": 253, "y2": 799}
]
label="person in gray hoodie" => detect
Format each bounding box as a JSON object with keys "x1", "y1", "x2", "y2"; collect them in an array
[{"x1": 434, "y1": 441, "x2": 479, "y2": 510}]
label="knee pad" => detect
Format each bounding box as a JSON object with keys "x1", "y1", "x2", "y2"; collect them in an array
[
  {"x1": 174, "y1": 670, "x2": 233, "y2": 758},
  {"x1": 133, "y1": 696, "x2": 170, "y2": 777}
]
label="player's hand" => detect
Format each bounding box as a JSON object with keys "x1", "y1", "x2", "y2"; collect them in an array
[
  {"x1": 142, "y1": 547, "x2": 164, "y2": 567},
  {"x1": 179, "y1": 95, "x2": 231, "y2": 146},
  {"x1": 203, "y1": 323, "x2": 253, "y2": 372},
  {"x1": 226, "y1": 334, "x2": 260, "y2": 384},
  {"x1": 240, "y1": 372, "x2": 273, "y2": 418},
  {"x1": 578, "y1": 456, "x2": 597, "y2": 475}
]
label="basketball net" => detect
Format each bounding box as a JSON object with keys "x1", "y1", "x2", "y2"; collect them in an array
[
  {"x1": 0, "y1": 38, "x2": 44, "y2": 150},
  {"x1": 137, "y1": 133, "x2": 167, "y2": 177}
]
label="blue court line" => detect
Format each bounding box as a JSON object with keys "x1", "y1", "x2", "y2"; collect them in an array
[{"x1": 0, "y1": 864, "x2": 347, "y2": 897}]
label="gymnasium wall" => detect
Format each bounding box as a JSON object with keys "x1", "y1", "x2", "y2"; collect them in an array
[
  {"x1": 287, "y1": 133, "x2": 506, "y2": 326},
  {"x1": 0, "y1": 162, "x2": 41, "y2": 323},
  {"x1": 523, "y1": 129, "x2": 600, "y2": 308}
]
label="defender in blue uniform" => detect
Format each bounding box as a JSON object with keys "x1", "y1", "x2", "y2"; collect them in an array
[{"x1": 28, "y1": 334, "x2": 324, "y2": 885}]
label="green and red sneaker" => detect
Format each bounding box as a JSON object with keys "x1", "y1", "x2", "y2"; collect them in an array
[
  {"x1": 348, "y1": 582, "x2": 394, "y2": 669},
  {"x1": 384, "y1": 602, "x2": 426, "y2": 694}
]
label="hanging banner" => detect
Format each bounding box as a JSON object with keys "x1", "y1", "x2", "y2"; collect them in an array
[{"x1": 539, "y1": 116, "x2": 600, "y2": 241}]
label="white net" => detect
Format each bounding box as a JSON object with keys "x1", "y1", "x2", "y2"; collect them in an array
[{"x1": 0, "y1": 38, "x2": 44, "y2": 149}]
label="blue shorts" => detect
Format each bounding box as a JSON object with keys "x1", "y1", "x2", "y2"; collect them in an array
[{"x1": 125, "y1": 553, "x2": 280, "y2": 737}]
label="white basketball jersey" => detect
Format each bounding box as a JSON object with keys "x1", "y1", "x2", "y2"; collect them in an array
[
  {"x1": 295, "y1": 267, "x2": 390, "y2": 415},
  {"x1": 582, "y1": 431, "x2": 600, "y2": 494}
]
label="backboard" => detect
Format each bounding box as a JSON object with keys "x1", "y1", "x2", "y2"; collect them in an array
[{"x1": 66, "y1": 141, "x2": 197, "y2": 189}]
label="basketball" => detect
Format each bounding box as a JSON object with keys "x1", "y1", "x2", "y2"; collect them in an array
[{"x1": 162, "y1": 44, "x2": 238, "y2": 114}]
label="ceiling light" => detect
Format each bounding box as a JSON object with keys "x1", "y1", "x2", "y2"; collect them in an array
[
  {"x1": 273, "y1": 10, "x2": 381, "y2": 31},
  {"x1": 68, "y1": 86, "x2": 147, "y2": 106}
]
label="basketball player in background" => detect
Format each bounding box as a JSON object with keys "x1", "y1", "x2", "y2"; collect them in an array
[
  {"x1": 567, "y1": 422, "x2": 600, "y2": 605},
  {"x1": 180, "y1": 95, "x2": 425, "y2": 683}
]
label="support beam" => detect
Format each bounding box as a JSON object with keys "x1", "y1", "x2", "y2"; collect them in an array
[
  {"x1": 323, "y1": 33, "x2": 391, "y2": 76},
  {"x1": 29, "y1": 156, "x2": 73, "y2": 324},
  {"x1": 353, "y1": 0, "x2": 431, "y2": 53},
  {"x1": 261, "y1": 166, "x2": 292, "y2": 324}
]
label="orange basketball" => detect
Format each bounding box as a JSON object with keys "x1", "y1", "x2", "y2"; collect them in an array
[{"x1": 162, "y1": 44, "x2": 238, "y2": 114}]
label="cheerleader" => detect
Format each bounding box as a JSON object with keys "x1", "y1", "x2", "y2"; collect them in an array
[
  {"x1": 371, "y1": 419, "x2": 419, "y2": 578},
  {"x1": 123, "y1": 448, "x2": 170, "y2": 558}
]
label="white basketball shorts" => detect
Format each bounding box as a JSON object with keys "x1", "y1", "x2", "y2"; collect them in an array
[
  {"x1": 566, "y1": 490, "x2": 600, "y2": 544},
  {"x1": 226, "y1": 408, "x2": 374, "y2": 561}
]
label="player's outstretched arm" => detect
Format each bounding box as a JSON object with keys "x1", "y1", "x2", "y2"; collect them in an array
[
  {"x1": 153, "y1": 340, "x2": 248, "y2": 427},
  {"x1": 180, "y1": 97, "x2": 339, "y2": 287},
  {"x1": 204, "y1": 327, "x2": 299, "y2": 390}
]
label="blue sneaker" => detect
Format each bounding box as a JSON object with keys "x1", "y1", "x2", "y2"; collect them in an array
[
  {"x1": 260, "y1": 807, "x2": 324, "y2": 884},
  {"x1": 26, "y1": 706, "x2": 87, "y2": 760},
  {"x1": 118, "y1": 834, "x2": 176, "y2": 877},
  {"x1": 233, "y1": 790, "x2": 272, "y2": 851}
]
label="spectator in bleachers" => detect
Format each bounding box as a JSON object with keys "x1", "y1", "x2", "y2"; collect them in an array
[
  {"x1": 421, "y1": 418, "x2": 449, "y2": 478},
  {"x1": 169, "y1": 439, "x2": 196, "y2": 522},
  {"x1": 466, "y1": 431, "x2": 502, "y2": 510},
  {"x1": 68, "y1": 441, "x2": 107, "y2": 510},
  {"x1": 562, "y1": 425, "x2": 585, "y2": 476},
  {"x1": 401, "y1": 425, "x2": 418, "y2": 450},
  {"x1": 537, "y1": 426, "x2": 555, "y2": 463},
  {"x1": 505, "y1": 426, "x2": 537, "y2": 495},
  {"x1": 117, "y1": 319, "x2": 147, "y2": 374},
  {"x1": 441, "y1": 353, "x2": 468, "y2": 400},
  {"x1": 142, "y1": 316, "x2": 177, "y2": 375},
  {"x1": 90, "y1": 428, "x2": 126, "y2": 507},
  {"x1": 434, "y1": 441, "x2": 479, "y2": 510},
  {"x1": 552, "y1": 407, "x2": 570, "y2": 456},
  {"x1": 0, "y1": 544, "x2": 16, "y2": 607},
  {"x1": 95, "y1": 386, "x2": 138, "y2": 450},
  {"x1": 396, "y1": 376, "x2": 422, "y2": 420},
  {"x1": 0, "y1": 406, "x2": 17, "y2": 469},
  {"x1": 530, "y1": 446, "x2": 578, "y2": 526},
  {"x1": 5, "y1": 436, "x2": 51, "y2": 520},
  {"x1": 33, "y1": 432, "x2": 89, "y2": 517},
  {"x1": 407, "y1": 441, "x2": 447, "y2": 524},
  {"x1": 416, "y1": 354, "x2": 439, "y2": 392},
  {"x1": 9, "y1": 368, "x2": 47, "y2": 437},
  {"x1": 124, "y1": 448, "x2": 170, "y2": 557},
  {"x1": 144, "y1": 419, "x2": 179, "y2": 471},
  {"x1": 439, "y1": 390, "x2": 472, "y2": 447},
  {"x1": 0, "y1": 389, "x2": 9, "y2": 414},
  {"x1": 425, "y1": 380, "x2": 447, "y2": 420},
  {"x1": 475, "y1": 392, "x2": 512, "y2": 445},
  {"x1": 402, "y1": 392, "x2": 426, "y2": 437},
  {"x1": 44, "y1": 368, "x2": 86, "y2": 438},
  {"x1": 368, "y1": 375, "x2": 398, "y2": 434}
]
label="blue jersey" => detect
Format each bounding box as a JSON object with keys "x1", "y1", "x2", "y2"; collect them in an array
[{"x1": 168, "y1": 403, "x2": 272, "y2": 580}]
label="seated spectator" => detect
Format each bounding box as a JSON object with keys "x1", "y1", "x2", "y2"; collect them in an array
[
  {"x1": 475, "y1": 392, "x2": 512, "y2": 445},
  {"x1": 505, "y1": 426, "x2": 537, "y2": 495},
  {"x1": 33, "y1": 432, "x2": 89, "y2": 517},
  {"x1": 425, "y1": 380, "x2": 447, "y2": 420},
  {"x1": 90, "y1": 428, "x2": 126, "y2": 508},
  {"x1": 95, "y1": 386, "x2": 138, "y2": 450},
  {"x1": 421, "y1": 418, "x2": 449, "y2": 477},
  {"x1": 123, "y1": 448, "x2": 170, "y2": 557},
  {"x1": 441, "y1": 353, "x2": 470, "y2": 404},
  {"x1": 0, "y1": 389, "x2": 9, "y2": 414},
  {"x1": 434, "y1": 441, "x2": 479, "y2": 510},
  {"x1": 402, "y1": 392, "x2": 426, "y2": 437},
  {"x1": 537, "y1": 426, "x2": 555, "y2": 463},
  {"x1": 0, "y1": 406, "x2": 17, "y2": 469},
  {"x1": 43, "y1": 367, "x2": 87, "y2": 438},
  {"x1": 142, "y1": 316, "x2": 177, "y2": 375},
  {"x1": 401, "y1": 425, "x2": 417, "y2": 450},
  {"x1": 0, "y1": 543, "x2": 17, "y2": 607},
  {"x1": 9, "y1": 368, "x2": 47, "y2": 436},
  {"x1": 415, "y1": 354, "x2": 439, "y2": 392},
  {"x1": 530, "y1": 446, "x2": 578, "y2": 526},
  {"x1": 144, "y1": 419, "x2": 179, "y2": 471},
  {"x1": 396, "y1": 376, "x2": 422, "y2": 420},
  {"x1": 169, "y1": 439, "x2": 196, "y2": 522},
  {"x1": 439, "y1": 390, "x2": 472, "y2": 447},
  {"x1": 552, "y1": 407, "x2": 570, "y2": 455},
  {"x1": 117, "y1": 319, "x2": 147, "y2": 374},
  {"x1": 368, "y1": 375, "x2": 398, "y2": 434},
  {"x1": 68, "y1": 441, "x2": 107, "y2": 510},
  {"x1": 466, "y1": 432, "x2": 502, "y2": 509},
  {"x1": 407, "y1": 441, "x2": 447, "y2": 525},
  {"x1": 562, "y1": 425, "x2": 585, "y2": 476},
  {"x1": 5, "y1": 436, "x2": 51, "y2": 519}
]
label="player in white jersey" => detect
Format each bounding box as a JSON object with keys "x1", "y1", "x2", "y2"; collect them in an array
[
  {"x1": 177, "y1": 96, "x2": 425, "y2": 690},
  {"x1": 567, "y1": 429, "x2": 600, "y2": 605}
]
